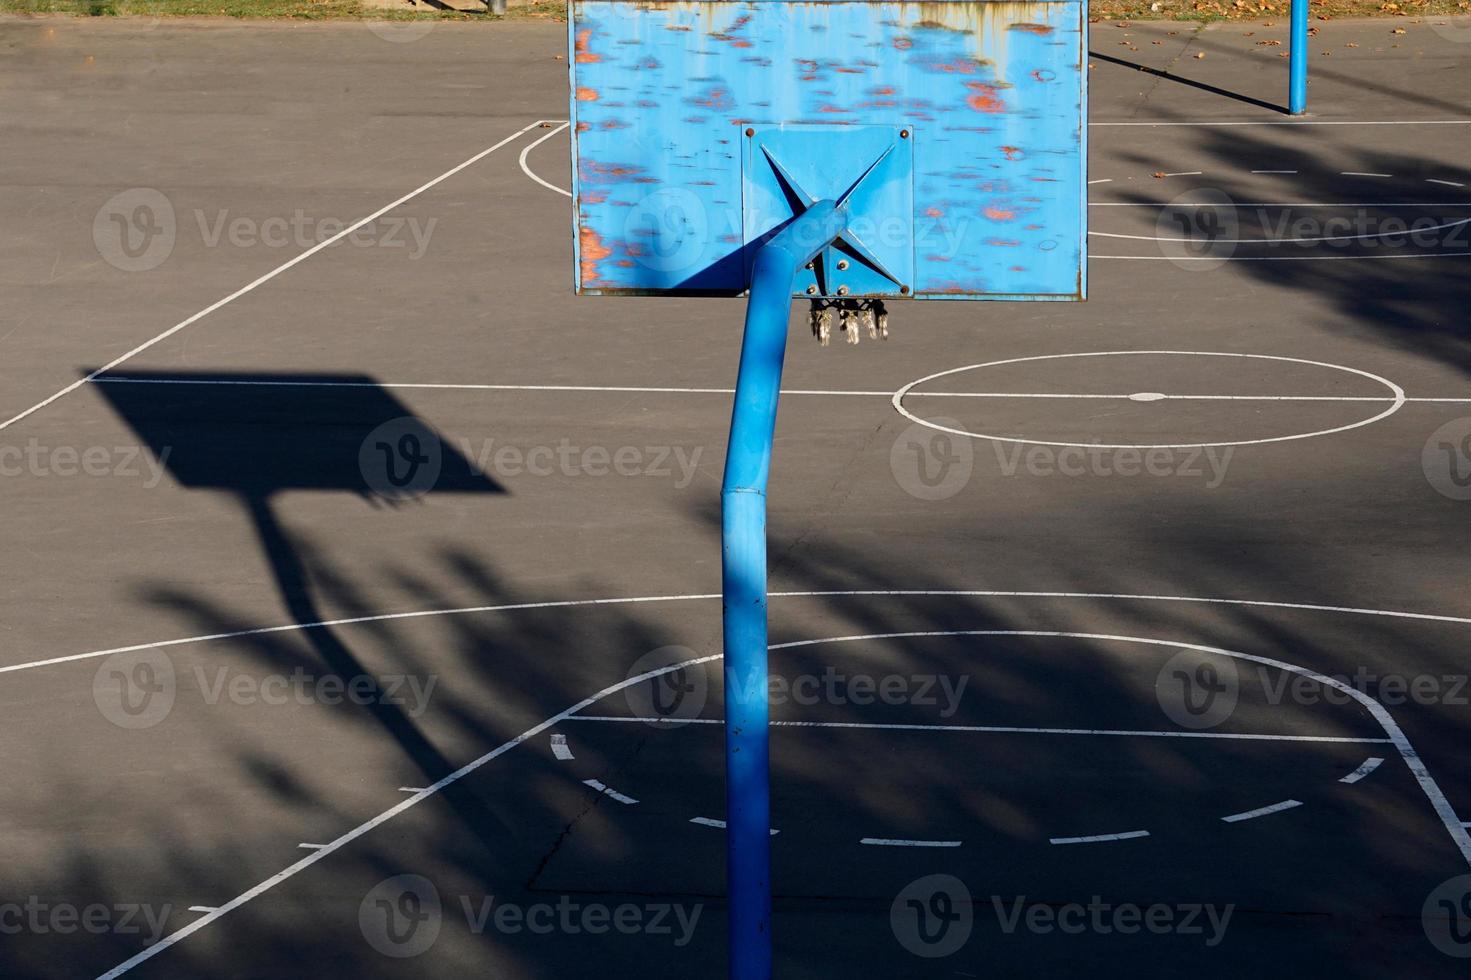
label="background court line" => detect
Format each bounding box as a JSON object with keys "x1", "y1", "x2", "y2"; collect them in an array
[{"x1": 0, "y1": 119, "x2": 557, "y2": 435}]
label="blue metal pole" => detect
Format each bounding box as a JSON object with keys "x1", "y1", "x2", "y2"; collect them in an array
[
  {"x1": 1289, "y1": 0, "x2": 1308, "y2": 114},
  {"x1": 722, "y1": 200, "x2": 848, "y2": 980}
]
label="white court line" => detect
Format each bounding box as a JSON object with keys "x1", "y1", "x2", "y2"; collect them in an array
[
  {"x1": 1094, "y1": 214, "x2": 1471, "y2": 243},
  {"x1": 1342, "y1": 172, "x2": 1392, "y2": 178},
  {"x1": 1088, "y1": 178, "x2": 1113, "y2": 184},
  {"x1": 85, "y1": 598, "x2": 1471, "y2": 977},
  {"x1": 81, "y1": 376, "x2": 1471, "y2": 404},
  {"x1": 1090, "y1": 120, "x2": 1471, "y2": 127},
  {"x1": 1096, "y1": 251, "x2": 1471, "y2": 261},
  {"x1": 691, "y1": 817, "x2": 779, "y2": 834},
  {"x1": 519, "y1": 122, "x2": 572, "y2": 197},
  {"x1": 1162, "y1": 171, "x2": 1203, "y2": 177},
  {"x1": 1340, "y1": 757, "x2": 1384, "y2": 784},
  {"x1": 397, "y1": 786, "x2": 425, "y2": 793},
  {"x1": 296, "y1": 843, "x2": 325, "y2": 850},
  {"x1": 0, "y1": 119, "x2": 555, "y2": 435},
  {"x1": 861, "y1": 838, "x2": 962, "y2": 847},
  {"x1": 1090, "y1": 202, "x2": 1471, "y2": 207},
  {"x1": 564, "y1": 715, "x2": 1390, "y2": 744},
  {"x1": 186, "y1": 907, "x2": 217, "y2": 914},
  {"x1": 1252, "y1": 170, "x2": 1299, "y2": 174},
  {"x1": 95, "y1": 647, "x2": 726, "y2": 979},
  {"x1": 1222, "y1": 800, "x2": 1303, "y2": 823},
  {"x1": 583, "y1": 779, "x2": 637, "y2": 805},
  {"x1": 1429, "y1": 179, "x2": 1467, "y2": 188},
  {"x1": 550, "y1": 734, "x2": 574, "y2": 760},
  {"x1": 1050, "y1": 830, "x2": 1150, "y2": 844}
]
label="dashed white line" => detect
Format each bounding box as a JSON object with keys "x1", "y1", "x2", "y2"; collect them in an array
[
  {"x1": 691, "y1": 817, "x2": 779, "y2": 834},
  {"x1": 1252, "y1": 170, "x2": 1299, "y2": 174},
  {"x1": 565, "y1": 715, "x2": 1389, "y2": 743},
  {"x1": 1222, "y1": 800, "x2": 1304, "y2": 823},
  {"x1": 1429, "y1": 179, "x2": 1467, "y2": 188},
  {"x1": 1341, "y1": 172, "x2": 1393, "y2": 178},
  {"x1": 1340, "y1": 757, "x2": 1384, "y2": 784},
  {"x1": 1088, "y1": 178, "x2": 1113, "y2": 184},
  {"x1": 296, "y1": 843, "x2": 326, "y2": 850},
  {"x1": 0, "y1": 119, "x2": 557, "y2": 435},
  {"x1": 1163, "y1": 171, "x2": 1203, "y2": 177},
  {"x1": 1049, "y1": 830, "x2": 1150, "y2": 844},
  {"x1": 186, "y1": 907, "x2": 217, "y2": 914},
  {"x1": 397, "y1": 786, "x2": 425, "y2": 793},
  {"x1": 583, "y1": 779, "x2": 638, "y2": 805},
  {"x1": 551, "y1": 734, "x2": 575, "y2": 760},
  {"x1": 860, "y1": 838, "x2": 962, "y2": 848}
]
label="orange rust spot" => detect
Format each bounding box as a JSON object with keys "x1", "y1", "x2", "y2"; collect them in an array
[
  {"x1": 575, "y1": 122, "x2": 591, "y2": 134},
  {"x1": 575, "y1": 87, "x2": 600, "y2": 102},
  {"x1": 929, "y1": 57, "x2": 978, "y2": 74},
  {"x1": 666, "y1": 24, "x2": 691, "y2": 31},
  {"x1": 986, "y1": 238, "x2": 1021, "y2": 247},
  {"x1": 894, "y1": 36, "x2": 913, "y2": 50},
  {"x1": 574, "y1": 29, "x2": 599, "y2": 63},
  {"x1": 965, "y1": 82, "x2": 1006, "y2": 114},
  {"x1": 925, "y1": 255, "x2": 953, "y2": 262},
  {"x1": 984, "y1": 206, "x2": 1016, "y2": 221},
  {"x1": 600, "y1": 119, "x2": 629, "y2": 130},
  {"x1": 873, "y1": 86, "x2": 896, "y2": 96},
  {"x1": 584, "y1": 191, "x2": 607, "y2": 204},
  {"x1": 1000, "y1": 146, "x2": 1023, "y2": 161},
  {"x1": 924, "y1": 207, "x2": 944, "y2": 218},
  {"x1": 817, "y1": 104, "x2": 851, "y2": 114},
  {"x1": 616, "y1": 260, "x2": 635, "y2": 268},
  {"x1": 1011, "y1": 22, "x2": 1054, "y2": 35},
  {"x1": 1010, "y1": 265, "x2": 1026, "y2": 272},
  {"x1": 579, "y1": 226, "x2": 612, "y2": 286}
]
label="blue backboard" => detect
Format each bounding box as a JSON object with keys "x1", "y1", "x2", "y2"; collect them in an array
[{"x1": 568, "y1": 0, "x2": 1087, "y2": 301}]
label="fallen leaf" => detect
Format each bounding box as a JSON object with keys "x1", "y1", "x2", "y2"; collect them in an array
[
  {"x1": 1152, "y1": 171, "x2": 1167, "y2": 178},
  {"x1": 1194, "y1": 50, "x2": 1206, "y2": 58}
]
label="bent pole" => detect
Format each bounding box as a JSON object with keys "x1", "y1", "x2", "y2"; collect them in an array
[
  {"x1": 1289, "y1": 0, "x2": 1308, "y2": 114},
  {"x1": 722, "y1": 199, "x2": 848, "y2": 980}
]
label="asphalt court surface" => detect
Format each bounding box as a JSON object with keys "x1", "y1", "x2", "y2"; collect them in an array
[{"x1": 4, "y1": 13, "x2": 1471, "y2": 979}]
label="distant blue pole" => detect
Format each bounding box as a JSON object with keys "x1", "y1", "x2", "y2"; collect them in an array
[
  {"x1": 1289, "y1": 0, "x2": 1308, "y2": 114},
  {"x1": 722, "y1": 200, "x2": 847, "y2": 980}
]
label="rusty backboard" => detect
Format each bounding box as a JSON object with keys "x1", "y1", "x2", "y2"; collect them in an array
[{"x1": 568, "y1": 0, "x2": 1087, "y2": 301}]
